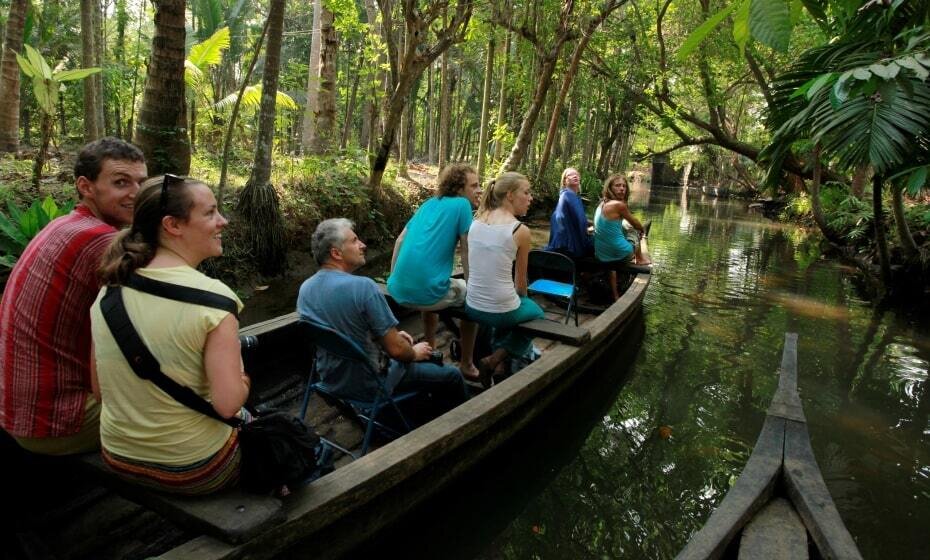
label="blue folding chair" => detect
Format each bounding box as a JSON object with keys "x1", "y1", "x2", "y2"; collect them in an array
[
  {"x1": 527, "y1": 250, "x2": 578, "y2": 325},
  {"x1": 298, "y1": 319, "x2": 418, "y2": 457}
]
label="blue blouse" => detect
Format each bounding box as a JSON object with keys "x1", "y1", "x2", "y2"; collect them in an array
[{"x1": 545, "y1": 188, "x2": 592, "y2": 257}]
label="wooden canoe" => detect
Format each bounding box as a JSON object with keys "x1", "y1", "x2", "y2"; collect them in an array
[
  {"x1": 148, "y1": 271, "x2": 650, "y2": 559},
  {"x1": 675, "y1": 333, "x2": 862, "y2": 560},
  {"x1": 4, "y1": 269, "x2": 650, "y2": 559}
]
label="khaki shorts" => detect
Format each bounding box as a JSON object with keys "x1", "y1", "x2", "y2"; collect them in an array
[
  {"x1": 408, "y1": 278, "x2": 467, "y2": 312},
  {"x1": 14, "y1": 393, "x2": 101, "y2": 455}
]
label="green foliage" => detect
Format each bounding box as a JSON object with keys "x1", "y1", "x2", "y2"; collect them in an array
[
  {"x1": 677, "y1": 0, "x2": 799, "y2": 61},
  {"x1": 16, "y1": 44, "x2": 101, "y2": 116},
  {"x1": 749, "y1": 0, "x2": 792, "y2": 52},
  {"x1": 214, "y1": 85, "x2": 299, "y2": 111},
  {"x1": 0, "y1": 196, "x2": 75, "y2": 269},
  {"x1": 185, "y1": 26, "x2": 230, "y2": 88},
  {"x1": 676, "y1": 2, "x2": 738, "y2": 61},
  {"x1": 825, "y1": 193, "x2": 873, "y2": 242}
]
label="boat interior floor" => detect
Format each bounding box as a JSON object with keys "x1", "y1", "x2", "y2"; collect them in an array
[{"x1": 4, "y1": 291, "x2": 612, "y2": 558}]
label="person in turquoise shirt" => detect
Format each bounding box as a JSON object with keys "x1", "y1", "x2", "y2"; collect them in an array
[
  {"x1": 594, "y1": 174, "x2": 651, "y2": 300},
  {"x1": 388, "y1": 164, "x2": 481, "y2": 381}
]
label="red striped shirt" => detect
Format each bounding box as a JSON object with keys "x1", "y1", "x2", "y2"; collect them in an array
[{"x1": 0, "y1": 205, "x2": 116, "y2": 437}]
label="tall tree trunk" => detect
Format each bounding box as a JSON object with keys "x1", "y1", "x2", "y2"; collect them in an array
[
  {"x1": 311, "y1": 7, "x2": 336, "y2": 154},
  {"x1": 217, "y1": 15, "x2": 269, "y2": 209},
  {"x1": 561, "y1": 90, "x2": 577, "y2": 168},
  {"x1": 500, "y1": 43, "x2": 566, "y2": 172},
  {"x1": 492, "y1": 31, "x2": 511, "y2": 165},
  {"x1": 300, "y1": 0, "x2": 323, "y2": 152},
  {"x1": 0, "y1": 0, "x2": 26, "y2": 152},
  {"x1": 340, "y1": 49, "x2": 361, "y2": 149},
  {"x1": 891, "y1": 184, "x2": 918, "y2": 259},
  {"x1": 438, "y1": 48, "x2": 450, "y2": 169},
  {"x1": 81, "y1": 0, "x2": 101, "y2": 142},
  {"x1": 126, "y1": 0, "x2": 146, "y2": 140},
  {"x1": 238, "y1": 0, "x2": 286, "y2": 276},
  {"x1": 872, "y1": 174, "x2": 892, "y2": 287},
  {"x1": 476, "y1": 36, "x2": 495, "y2": 179},
  {"x1": 94, "y1": 0, "x2": 107, "y2": 135},
  {"x1": 134, "y1": 0, "x2": 190, "y2": 175},
  {"x1": 808, "y1": 146, "x2": 844, "y2": 245},
  {"x1": 427, "y1": 61, "x2": 436, "y2": 163}
]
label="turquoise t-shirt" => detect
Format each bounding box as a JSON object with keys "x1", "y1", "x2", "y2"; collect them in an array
[
  {"x1": 387, "y1": 196, "x2": 473, "y2": 306},
  {"x1": 594, "y1": 203, "x2": 633, "y2": 262}
]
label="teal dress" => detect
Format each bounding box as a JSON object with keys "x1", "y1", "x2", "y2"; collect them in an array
[{"x1": 594, "y1": 203, "x2": 633, "y2": 262}]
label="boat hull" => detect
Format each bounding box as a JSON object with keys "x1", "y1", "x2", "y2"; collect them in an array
[{"x1": 158, "y1": 273, "x2": 651, "y2": 559}]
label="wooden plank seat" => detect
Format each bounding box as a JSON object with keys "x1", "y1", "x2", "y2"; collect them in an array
[
  {"x1": 376, "y1": 283, "x2": 591, "y2": 346},
  {"x1": 73, "y1": 452, "x2": 285, "y2": 545},
  {"x1": 439, "y1": 305, "x2": 590, "y2": 346}
]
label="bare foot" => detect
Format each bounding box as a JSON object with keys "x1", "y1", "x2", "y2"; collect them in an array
[{"x1": 460, "y1": 363, "x2": 480, "y2": 382}]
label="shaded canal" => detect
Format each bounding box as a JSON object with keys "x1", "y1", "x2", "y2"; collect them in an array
[{"x1": 344, "y1": 184, "x2": 930, "y2": 559}]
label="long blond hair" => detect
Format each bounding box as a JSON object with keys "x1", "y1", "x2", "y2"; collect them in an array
[{"x1": 477, "y1": 172, "x2": 528, "y2": 217}]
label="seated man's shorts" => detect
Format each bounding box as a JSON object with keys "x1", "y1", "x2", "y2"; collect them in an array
[{"x1": 407, "y1": 278, "x2": 466, "y2": 312}]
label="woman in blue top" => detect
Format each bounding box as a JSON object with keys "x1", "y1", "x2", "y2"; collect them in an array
[
  {"x1": 388, "y1": 164, "x2": 481, "y2": 380},
  {"x1": 544, "y1": 167, "x2": 593, "y2": 257},
  {"x1": 594, "y1": 174, "x2": 651, "y2": 300}
]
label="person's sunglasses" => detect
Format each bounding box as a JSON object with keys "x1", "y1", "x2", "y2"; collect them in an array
[{"x1": 160, "y1": 173, "x2": 184, "y2": 213}]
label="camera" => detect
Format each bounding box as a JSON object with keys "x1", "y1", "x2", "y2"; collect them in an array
[
  {"x1": 239, "y1": 335, "x2": 259, "y2": 350},
  {"x1": 427, "y1": 350, "x2": 444, "y2": 366}
]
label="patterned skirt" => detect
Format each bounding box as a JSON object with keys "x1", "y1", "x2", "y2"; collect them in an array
[{"x1": 102, "y1": 430, "x2": 242, "y2": 496}]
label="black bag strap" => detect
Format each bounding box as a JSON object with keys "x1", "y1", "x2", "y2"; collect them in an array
[
  {"x1": 100, "y1": 286, "x2": 243, "y2": 429},
  {"x1": 125, "y1": 273, "x2": 239, "y2": 319}
]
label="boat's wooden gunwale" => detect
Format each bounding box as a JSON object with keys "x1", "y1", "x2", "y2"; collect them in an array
[
  {"x1": 157, "y1": 273, "x2": 650, "y2": 559},
  {"x1": 674, "y1": 333, "x2": 861, "y2": 560}
]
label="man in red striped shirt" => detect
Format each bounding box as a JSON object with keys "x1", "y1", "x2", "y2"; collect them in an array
[{"x1": 0, "y1": 137, "x2": 147, "y2": 455}]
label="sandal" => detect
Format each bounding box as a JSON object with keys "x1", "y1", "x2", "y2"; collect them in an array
[{"x1": 478, "y1": 358, "x2": 496, "y2": 389}]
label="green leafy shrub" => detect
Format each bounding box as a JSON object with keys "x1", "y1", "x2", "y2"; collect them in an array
[{"x1": 0, "y1": 196, "x2": 75, "y2": 269}]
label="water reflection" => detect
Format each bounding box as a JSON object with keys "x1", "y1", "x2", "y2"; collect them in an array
[
  {"x1": 482, "y1": 185, "x2": 930, "y2": 559},
  {"x1": 351, "y1": 184, "x2": 930, "y2": 559}
]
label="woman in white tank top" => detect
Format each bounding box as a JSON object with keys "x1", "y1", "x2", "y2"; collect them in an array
[{"x1": 465, "y1": 172, "x2": 545, "y2": 387}]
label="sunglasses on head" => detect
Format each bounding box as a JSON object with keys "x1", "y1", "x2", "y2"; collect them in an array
[{"x1": 160, "y1": 173, "x2": 184, "y2": 213}]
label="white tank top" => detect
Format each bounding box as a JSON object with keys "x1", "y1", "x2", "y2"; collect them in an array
[{"x1": 466, "y1": 220, "x2": 522, "y2": 313}]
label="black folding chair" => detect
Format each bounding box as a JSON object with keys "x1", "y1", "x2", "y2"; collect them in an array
[{"x1": 298, "y1": 319, "x2": 418, "y2": 457}]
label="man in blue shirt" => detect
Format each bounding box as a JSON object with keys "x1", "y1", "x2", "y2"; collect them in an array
[
  {"x1": 387, "y1": 164, "x2": 481, "y2": 381},
  {"x1": 298, "y1": 218, "x2": 467, "y2": 411},
  {"x1": 545, "y1": 167, "x2": 594, "y2": 257}
]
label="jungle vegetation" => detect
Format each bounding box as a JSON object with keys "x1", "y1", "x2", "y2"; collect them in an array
[{"x1": 0, "y1": 0, "x2": 925, "y2": 296}]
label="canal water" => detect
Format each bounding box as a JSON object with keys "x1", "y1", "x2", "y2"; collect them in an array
[{"x1": 344, "y1": 184, "x2": 930, "y2": 559}]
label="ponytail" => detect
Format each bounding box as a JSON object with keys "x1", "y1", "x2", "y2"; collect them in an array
[
  {"x1": 98, "y1": 228, "x2": 156, "y2": 285},
  {"x1": 477, "y1": 172, "x2": 528, "y2": 217}
]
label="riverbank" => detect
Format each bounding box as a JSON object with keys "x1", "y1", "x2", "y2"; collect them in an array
[{"x1": 0, "y1": 148, "x2": 437, "y2": 299}]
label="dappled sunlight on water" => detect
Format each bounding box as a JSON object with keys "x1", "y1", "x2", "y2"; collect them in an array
[
  {"x1": 475, "y1": 185, "x2": 930, "y2": 560},
  {"x1": 356, "y1": 184, "x2": 930, "y2": 560}
]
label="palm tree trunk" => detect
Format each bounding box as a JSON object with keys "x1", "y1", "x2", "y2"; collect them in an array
[
  {"x1": 134, "y1": 0, "x2": 190, "y2": 175},
  {"x1": 0, "y1": 0, "x2": 27, "y2": 152},
  {"x1": 872, "y1": 174, "x2": 892, "y2": 286},
  {"x1": 238, "y1": 0, "x2": 286, "y2": 276}
]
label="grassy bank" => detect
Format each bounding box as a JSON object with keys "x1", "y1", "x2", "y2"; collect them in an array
[{"x1": 0, "y1": 147, "x2": 434, "y2": 300}]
